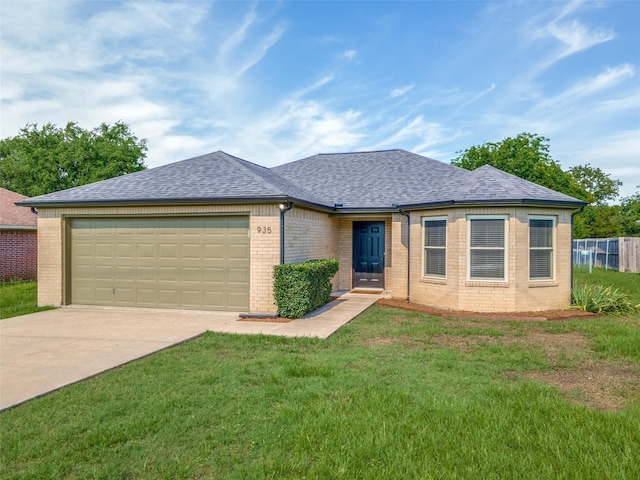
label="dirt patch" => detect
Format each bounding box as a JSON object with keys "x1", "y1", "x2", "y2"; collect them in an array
[
  {"x1": 524, "y1": 362, "x2": 640, "y2": 411},
  {"x1": 371, "y1": 299, "x2": 638, "y2": 410},
  {"x1": 429, "y1": 329, "x2": 638, "y2": 411},
  {"x1": 376, "y1": 298, "x2": 599, "y2": 321}
]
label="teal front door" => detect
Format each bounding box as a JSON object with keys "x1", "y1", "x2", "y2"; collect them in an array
[{"x1": 353, "y1": 221, "x2": 385, "y2": 288}]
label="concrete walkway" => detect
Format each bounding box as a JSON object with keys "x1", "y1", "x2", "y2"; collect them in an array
[{"x1": 0, "y1": 292, "x2": 380, "y2": 410}]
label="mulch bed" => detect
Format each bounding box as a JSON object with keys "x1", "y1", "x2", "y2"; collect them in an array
[{"x1": 376, "y1": 298, "x2": 599, "y2": 321}]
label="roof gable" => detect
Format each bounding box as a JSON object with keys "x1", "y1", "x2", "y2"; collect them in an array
[
  {"x1": 1, "y1": 188, "x2": 37, "y2": 228},
  {"x1": 19, "y1": 151, "x2": 327, "y2": 207}
]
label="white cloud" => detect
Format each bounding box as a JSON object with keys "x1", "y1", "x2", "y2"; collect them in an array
[
  {"x1": 390, "y1": 85, "x2": 414, "y2": 98},
  {"x1": 546, "y1": 19, "x2": 614, "y2": 59},
  {"x1": 343, "y1": 50, "x2": 357, "y2": 60}
]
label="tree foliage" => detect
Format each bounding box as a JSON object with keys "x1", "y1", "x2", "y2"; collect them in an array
[
  {"x1": 451, "y1": 133, "x2": 590, "y2": 201},
  {"x1": 451, "y1": 133, "x2": 636, "y2": 238},
  {"x1": 568, "y1": 164, "x2": 621, "y2": 205},
  {"x1": 619, "y1": 188, "x2": 640, "y2": 236},
  {"x1": 0, "y1": 122, "x2": 147, "y2": 197}
]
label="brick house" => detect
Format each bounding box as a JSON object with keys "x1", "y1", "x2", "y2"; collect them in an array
[
  {"x1": 19, "y1": 150, "x2": 586, "y2": 313},
  {"x1": 1, "y1": 187, "x2": 38, "y2": 282}
]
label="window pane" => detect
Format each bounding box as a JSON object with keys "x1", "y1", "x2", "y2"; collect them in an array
[
  {"x1": 425, "y1": 249, "x2": 446, "y2": 276},
  {"x1": 530, "y1": 249, "x2": 552, "y2": 279},
  {"x1": 470, "y1": 219, "x2": 504, "y2": 247},
  {"x1": 425, "y1": 220, "x2": 446, "y2": 247},
  {"x1": 470, "y1": 250, "x2": 504, "y2": 279},
  {"x1": 530, "y1": 219, "x2": 552, "y2": 248}
]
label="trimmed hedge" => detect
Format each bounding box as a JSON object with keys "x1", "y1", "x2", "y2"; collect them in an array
[{"x1": 273, "y1": 259, "x2": 339, "y2": 319}]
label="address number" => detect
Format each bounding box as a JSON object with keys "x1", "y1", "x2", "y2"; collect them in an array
[{"x1": 257, "y1": 226, "x2": 272, "y2": 234}]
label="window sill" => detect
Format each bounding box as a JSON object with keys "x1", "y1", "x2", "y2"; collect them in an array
[
  {"x1": 420, "y1": 277, "x2": 447, "y2": 285},
  {"x1": 528, "y1": 281, "x2": 558, "y2": 288},
  {"x1": 465, "y1": 281, "x2": 509, "y2": 288}
]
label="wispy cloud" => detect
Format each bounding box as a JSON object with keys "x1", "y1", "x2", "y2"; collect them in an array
[
  {"x1": 536, "y1": 64, "x2": 635, "y2": 110},
  {"x1": 343, "y1": 50, "x2": 357, "y2": 60},
  {"x1": 390, "y1": 85, "x2": 414, "y2": 98}
]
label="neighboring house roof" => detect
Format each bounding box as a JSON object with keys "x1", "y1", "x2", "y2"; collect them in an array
[
  {"x1": 0, "y1": 187, "x2": 37, "y2": 229},
  {"x1": 18, "y1": 149, "x2": 587, "y2": 210}
]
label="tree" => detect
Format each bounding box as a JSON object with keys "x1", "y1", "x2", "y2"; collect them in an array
[
  {"x1": 451, "y1": 132, "x2": 590, "y2": 201},
  {"x1": 0, "y1": 122, "x2": 147, "y2": 197},
  {"x1": 568, "y1": 164, "x2": 621, "y2": 205},
  {"x1": 572, "y1": 205, "x2": 623, "y2": 239},
  {"x1": 619, "y1": 187, "x2": 640, "y2": 236}
]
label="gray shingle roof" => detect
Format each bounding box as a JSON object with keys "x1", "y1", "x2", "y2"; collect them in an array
[
  {"x1": 20, "y1": 149, "x2": 587, "y2": 210},
  {"x1": 272, "y1": 149, "x2": 469, "y2": 208},
  {"x1": 20, "y1": 151, "x2": 327, "y2": 207},
  {"x1": 447, "y1": 165, "x2": 585, "y2": 205}
]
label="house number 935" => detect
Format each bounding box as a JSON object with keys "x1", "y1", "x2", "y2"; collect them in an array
[{"x1": 256, "y1": 226, "x2": 272, "y2": 234}]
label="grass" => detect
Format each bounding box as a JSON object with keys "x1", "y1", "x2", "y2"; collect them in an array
[
  {"x1": 0, "y1": 281, "x2": 54, "y2": 319},
  {"x1": 574, "y1": 266, "x2": 640, "y2": 305},
  {"x1": 1, "y1": 270, "x2": 638, "y2": 478},
  {"x1": 1, "y1": 307, "x2": 639, "y2": 478}
]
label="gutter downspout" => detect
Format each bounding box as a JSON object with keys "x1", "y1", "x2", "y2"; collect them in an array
[
  {"x1": 279, "y1": 202, "x2": 294, "y2": 264},
  {"x1": 570, "y1": 206, "x2": 585, "y2": 302},
  {"x1": 397, "y1": 208, "x2": 410, "y2": 302}
]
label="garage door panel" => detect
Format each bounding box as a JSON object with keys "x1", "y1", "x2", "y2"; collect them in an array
[
  {"x1": 95, "y1": 265, "x2": 114, "y2": 281},
  {"x1": 181, "y1": 244, "x2": 202, "y2": 260},
  {"x1": 158, "y1": 267, "x2": 178, "y2": 282},
  {"x1": 74, "y1": 242, "x2": 94, "y2": 257},
  {"x1": 137, "y1": 244, "x2": 156, "y2": 258},
  {"x1": 135, "y1": 289, "x2": 157, "y2": 306},
  {"x1": 228, "y1": 244, "x2": 249, "y2": 260},
  {"x1": 95, "y1": 287, "x2": 115, "y2": 303},
  {"x1": 116, "y1": 244, "x2": 135, "y2": 258},
  {"x1": 136, "y1": 266, "x2": 156, "y2": 282},
  {"x1": 115, "y1": 288, "x2": 135, "y2": 304},
  {"x1": 227, "y1": 292, "x2": 250, "y2": 310},
  {"x1": 70, "y1": 216, "x2": 249, "y2": 311},
  {"x1": 158, "y1": 244, "x2": 178, "y2": 259},
  {"x1": 228, "y1": 267, "x2": 250, "y2": 283},
  {"x1": 204, "y1": 244, "x2": 225, "y2": 260}
]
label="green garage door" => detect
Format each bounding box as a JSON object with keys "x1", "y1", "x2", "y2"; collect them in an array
[{"x1": 69, "y1": 216, "x2": 249, "y2": 311}]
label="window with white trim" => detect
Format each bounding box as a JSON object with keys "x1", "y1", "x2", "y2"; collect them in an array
[
  {"x1": 468, "y1": 215, "x2": 508, "y2": 281},
  {"x1": 423, "y1": 217, "x2": 447, "y2": 278},
  {"x1": 529, "y1": 216, "x2": 555, "y2": 280}
]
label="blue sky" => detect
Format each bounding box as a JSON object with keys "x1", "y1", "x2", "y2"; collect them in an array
[{"x1": 1, "y1": 0, "x2": 638, "y2": 198}]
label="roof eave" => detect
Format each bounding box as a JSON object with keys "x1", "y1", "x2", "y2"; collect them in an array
[
  {"x1": 17, "y1": 195, "x2": 336, "y2": 212},
  {"x1": 396, "y1": 198, "x2": 588, "y2": 210},
  {"x1": 0, "y1": 224, "x2": 37, "y2": 230}
]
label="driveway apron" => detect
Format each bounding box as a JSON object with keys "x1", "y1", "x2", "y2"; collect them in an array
[{"x1": 0, "y1": 293, "x2": 379, "y2": 410}]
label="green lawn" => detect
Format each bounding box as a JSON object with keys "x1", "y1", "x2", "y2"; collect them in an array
[
  {"x1": 1, "y1": 272, "x2": 639, "y2": 478},
  {"x1": 0, "y1": 281, "x2": 54, "y2": 319},
  {"x1": 574, "y1": 266, "x2": 640, "y2": 305}
]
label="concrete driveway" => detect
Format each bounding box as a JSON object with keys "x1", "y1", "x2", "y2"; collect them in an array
[{"x1": 0, "y1": 293, "x2": 380, "y2": 410}]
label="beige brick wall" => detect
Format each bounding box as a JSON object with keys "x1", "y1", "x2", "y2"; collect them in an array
[
  {"x1": 283, "y1": 207, "x2": 340, "y2": 289},
  {"x1": 284, "y1": 207, "x2": 339, "y2": 263},
  {"x1": 37, "y1": 204, "x2": 281, "y2": 313},
  {"x1": 36, "y1": 203, "x2": 574, "y2": 314},
  {"x1": 36, "y1": 216, "x2": 64, "y2": 306},
  {"x1": 401, "y1": 206, "x2": 574, "y2": 312}
]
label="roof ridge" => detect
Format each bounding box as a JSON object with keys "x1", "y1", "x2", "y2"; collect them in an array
[
  {"x1": 316, "y1": 148, "x2": 403, "y2": 156},
  {"x1": 214, "y1": 151, "x2": 287, "y2": 196}
]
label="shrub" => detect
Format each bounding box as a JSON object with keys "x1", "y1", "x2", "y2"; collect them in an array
[
  {"x1": 273, "y1": 259, "x2": 339, "y2": 319},
  {"x1": 572, "y1": 283, "x2": 640, "y2": 315}
]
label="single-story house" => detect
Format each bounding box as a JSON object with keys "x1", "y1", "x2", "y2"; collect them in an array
[
  {"x1": 18, "y1": 149, "x2": 587, "y2": 314},
  {"x1": 1, "y1": 187, "x2": 38, "y2": 282}
]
